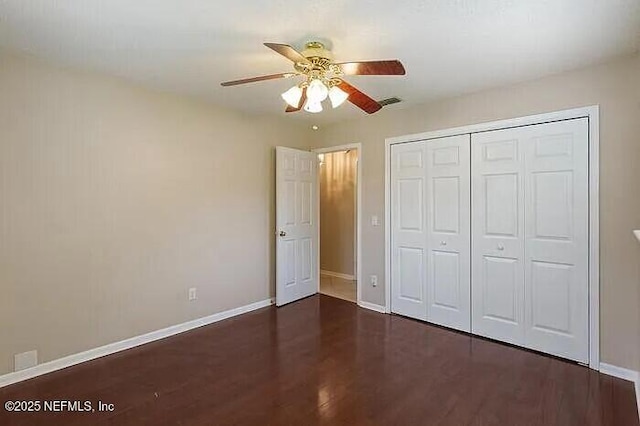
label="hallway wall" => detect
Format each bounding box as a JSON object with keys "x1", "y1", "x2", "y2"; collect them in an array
[{"x1": 319, "y1": 150, "x2": 357, "y2": 277}]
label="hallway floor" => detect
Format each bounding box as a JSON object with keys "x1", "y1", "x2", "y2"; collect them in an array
[{"x1": 319, "y1": 274, "x2": 356, "y2": 303}]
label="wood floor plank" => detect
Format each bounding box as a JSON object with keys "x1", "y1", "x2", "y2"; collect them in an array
[{"x1": 0, "y1": 295, "x2": 637, "y2": 425}]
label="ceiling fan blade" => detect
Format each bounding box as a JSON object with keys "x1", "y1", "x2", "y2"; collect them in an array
[
  {"x1": 335, "y1": 60, "x2": 406, "y2": 76},
  {"x1": 337, "y1": 80, "x2": 382, "y2": 114},
  {"x1": 221, "y1": 72, "x2": 295, "y2": 87},
  {"x1": 264, "y1": 43, "x2": 310, "y2": 64},
  {"x1": 285, "y1": 87, "x2": 307, "y2": 113}
]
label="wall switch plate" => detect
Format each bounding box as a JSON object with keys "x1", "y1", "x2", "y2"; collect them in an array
[
  {"x1": 188, "y1": 287, "x2": 197, "y2": 301},
  {"x1": 371, "y1": 215, "x2": 379, "y2": 226},
  {"x1": 370, "y1": 275, "x2": 378, "y2": 287},
  {"x1": 14, "y1": 350, "x2": 38, "y2": 372}
]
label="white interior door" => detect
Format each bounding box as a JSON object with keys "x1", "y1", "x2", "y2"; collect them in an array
[
  {"x1": 276, "y1": 147, "x2": 318, "y2": 306},
  {"x1": 471, "y1": 129, "x2": 526, "y2": 345},
  {"x1": 425, "y1": 135, "x2": 471, "y2": 332},
  {"x1": 390, "y1": 141, "x2": 428, "y2": 320},
  {"x1": 522, "y1": 118, "x2": 589, "y2": 363}
]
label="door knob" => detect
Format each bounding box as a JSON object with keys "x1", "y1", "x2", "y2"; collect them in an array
[
  {"x1": 279, "y1": 231, "x2": 287, "y2": 237},
  {"x1": 497, "y1": 244, "x2": 504, "y2": 251},
  {"x1": 440, "y1": 241, "x2": 447, "y2": 246}
]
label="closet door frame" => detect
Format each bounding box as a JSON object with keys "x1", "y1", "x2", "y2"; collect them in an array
[{"x1": 384, "y1": 105, "x2": 600, "y2": 370}]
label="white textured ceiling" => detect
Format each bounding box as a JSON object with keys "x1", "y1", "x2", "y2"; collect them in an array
[{"x1": 1, "y1": 0, "x2": 638, "y2": 124}]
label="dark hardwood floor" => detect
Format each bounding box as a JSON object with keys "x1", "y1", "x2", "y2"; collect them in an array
[{"x1": 1, "y1": 294, "x2": 637, "y2": 425}]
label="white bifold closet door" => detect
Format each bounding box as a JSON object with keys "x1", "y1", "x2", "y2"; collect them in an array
[
  {"x1": 425, "y1": 136, "x2": 471, "y2": 332},
  {"x1": 471, "y1": 118, "x2": 589, "y2": 363},
  {"x1": 391, "y1": 135, "x2": 471, "y2": 331},
  {"x1": 391, "y1": 141, "x2": 428, "y2": 320}
]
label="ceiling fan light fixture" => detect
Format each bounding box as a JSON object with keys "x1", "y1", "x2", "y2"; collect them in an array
[
  {"x1": 306, "y1": 79, "x2": 329, "y2": 103},
  {"x1": 281, "y1": 85, "x2": 303, "y2": 108},
  {"x1": 303, "y1": 100, "x2": 323, "y2": 113},
  {"x1": 328, "y1": 86, "x2": 349, "y2": 108}
]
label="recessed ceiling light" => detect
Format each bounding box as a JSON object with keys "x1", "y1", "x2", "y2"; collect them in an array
[{"x1": 312, "y1": 125, "x2": 319, "y2": 130}]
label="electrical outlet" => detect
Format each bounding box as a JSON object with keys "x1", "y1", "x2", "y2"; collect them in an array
[
  {"x1": 370, "y1": 275, "x2": 378, "y2": 287},
  {"x1": 371, "y1": 215, "x2": 379, "y2": 226},
  {"x1": 188, "y1": 287, "x2": 197, "y2": 301}
]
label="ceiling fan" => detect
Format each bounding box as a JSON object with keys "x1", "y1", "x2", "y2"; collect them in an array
[{"x1": 221, "y1": 41, "x2": 406, "y2": 114}]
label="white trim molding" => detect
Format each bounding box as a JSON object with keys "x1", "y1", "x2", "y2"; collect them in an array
[
  {"x1": 0, "y1": 298, "x2": 274, "y2": 389},
  {"x1": 599, "y1": 362, "x2": 640, "y2": 419},
  {"x1": 385, "y1": 105, "x2": 600, "y2": 368},
  {"x1": 358, "y1": 301, "x2": 387, "y2": 314},
  {"x1": 599, "y1": 363, "x2": 639, "y2": 382},
  {"x1": 321, "y1": 270, "x2": 356, "y2": 281},
  {"x1": 587, "y1": 107, "x2": 600, "y2": 370},
  {"x1": 313, "y1": 143, "x2": 363, "y2": 307}
]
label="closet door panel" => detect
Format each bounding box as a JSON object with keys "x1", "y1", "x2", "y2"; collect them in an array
[
  {"x1": 425, "y1": 135, "x2": 471, "y2": 332},
  {"x1": 391, "y1": 141, "x2": 428, "y2": 320},
  {"x1": 471, "y1": 132, "x2": 526, "y2": 345},
  {"x1": 523, "y1": 118, "x2": 589, "y2": 363},
  {"x1": 482, "y1": 256, "x2": 520, "y2": 324},
  {"x1": 471, "y1": 118, "x2": 589, "y2": 363}
]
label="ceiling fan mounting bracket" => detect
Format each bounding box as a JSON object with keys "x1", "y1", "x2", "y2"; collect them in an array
[
  {"x1": 301, "y1": 41, "x2": 334, "y2": 61},
  {"x1": 304, "y1": 41, "x2": 325, "y2": 50}
]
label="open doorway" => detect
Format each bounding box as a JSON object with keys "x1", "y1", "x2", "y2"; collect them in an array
[{"x1": 315, "y1": 144, "x2": 361, "y2": 304}]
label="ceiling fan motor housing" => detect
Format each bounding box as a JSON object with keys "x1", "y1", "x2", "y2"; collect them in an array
[{"x1": 295, "y1": 42, "x2": 342, "y2": 84}]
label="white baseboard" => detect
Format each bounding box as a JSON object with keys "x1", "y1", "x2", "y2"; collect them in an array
[
  {"x1": 0, "y1": 298, "x2": 274, "y2": 389},
  {"x1": 321, "y1": 270, "x2": 355, "y2": 281},
  {"x1": 637, "y1": 380, "x2": 640, "y2": 420},
  {"x1": 358, "y1": 301, "x2": 387, "y2": 314},
  {"x1": 599, "y1": 362, "x2": 639, "y2": 382},
  {"x1": 599, "y1": 362, "x2": 640, "y2": 420}
]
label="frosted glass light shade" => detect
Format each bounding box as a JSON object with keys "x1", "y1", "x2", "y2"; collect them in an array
[
  {"x1": 329, "y1": 86, "x2": 349, "y2": 108},
  {"x1": 306, "y1": 79, "x2": 329, "y2": 103},
  {"x1": 304, "y1": 101, "x2": 323, "y2": 113},
  {"x1": 281, "y1": 85, "x2": 302, "y2": 107}
]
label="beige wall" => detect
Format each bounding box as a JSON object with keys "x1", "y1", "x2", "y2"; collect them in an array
[
  {"x1": 0, "y1": 52, "x2": 315, "y2": 376},
  {"x1": 1, "y1": 49, "x2": 638, "y2": 377},
  {"x1": 319, "y1": 150, "x2": 357, "y2": 276},
  {"x1": 314, "y1": 54, "x2": 640, "y2": 371}
]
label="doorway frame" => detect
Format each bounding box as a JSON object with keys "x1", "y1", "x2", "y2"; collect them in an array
[
  {"x1": 313, "y1": 143, "x2": 363, "y2": 306},
  {"x1": 384, "y1": 105, "x2": 600, "y2": 370}
]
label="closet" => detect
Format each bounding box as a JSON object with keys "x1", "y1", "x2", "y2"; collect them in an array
[{"x1": 390, "y1": 117, "x2": 590, "y2": 363}]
